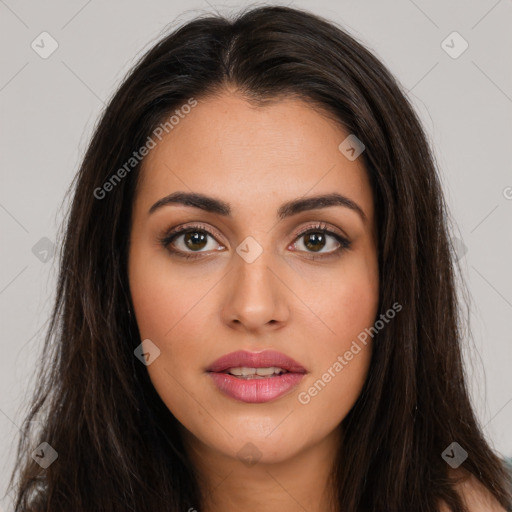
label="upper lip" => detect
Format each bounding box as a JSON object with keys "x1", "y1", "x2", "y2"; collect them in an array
[{"x1": 206, "y1": 350, "x2": 307, "y2": 374}]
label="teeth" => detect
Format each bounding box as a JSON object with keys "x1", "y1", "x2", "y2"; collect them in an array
[{"x1": 227, "y1": 366, "x2": 287, "y2": 377}]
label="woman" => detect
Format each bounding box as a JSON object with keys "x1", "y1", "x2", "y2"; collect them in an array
[{"x1": 7, "y1": 5, "x2": 512, "y2": 511}]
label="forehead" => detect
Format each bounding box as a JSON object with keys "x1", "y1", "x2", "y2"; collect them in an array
[{"x1": 135, "y1": 92, "x2": 374, "y2": 222}]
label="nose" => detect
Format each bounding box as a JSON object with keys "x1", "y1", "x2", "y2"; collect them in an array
[{"x1": 221, "y1": 246, "x2": 290, "y2": 333}]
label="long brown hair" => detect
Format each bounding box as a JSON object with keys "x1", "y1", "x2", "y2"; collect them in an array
[{"x1": 7, "y1": 5, "x2": 512, "y2": 511}]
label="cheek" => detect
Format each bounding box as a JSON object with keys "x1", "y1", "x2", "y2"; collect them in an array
[
  {"x1": 332, "y1": 282, "x2": 379, "y2": 353},
  {"x1": 297, "y1": 347, "x2": 371, "y2": 439},
  {"x1": 294, "y1": 257, "x2": 378, "y2": 416},
  {"x1": 300, "y1": 256, "x2": 379, "y2": 359},
  {"x1": 128, "y1": 248, "x2": 214, "y2": 420},
  {"x1": 128, "y1": 247, "x2": 211, "y2": 342},
  {"x1": 296, "y1": 288, "x2": 376, "y2": 430}
]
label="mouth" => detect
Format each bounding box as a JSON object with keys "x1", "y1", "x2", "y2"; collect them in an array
[
  {"x1": 219, "y1": 366, "x2": 291, "y2": 379},
  {"x1": 206, "y1": 350, "x2": 307, "y2": 403}
]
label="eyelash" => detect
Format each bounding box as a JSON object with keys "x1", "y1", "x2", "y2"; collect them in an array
[{"x1": 157, "y1": 222, "x2": 351, "y2": 261}]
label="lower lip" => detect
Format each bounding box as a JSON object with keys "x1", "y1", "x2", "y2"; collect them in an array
[{"x1": 207, "y1": 372, "x2": 305, "y2": 403}]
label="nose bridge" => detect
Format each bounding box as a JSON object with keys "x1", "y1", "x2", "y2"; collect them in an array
[{"x1": 222, "y1": 233, "x2": 289, "y2": 330}]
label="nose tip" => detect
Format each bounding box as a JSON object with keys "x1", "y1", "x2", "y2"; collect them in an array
[{"x1": 222, "y1": 257, "x2": 289, "y2": 332}]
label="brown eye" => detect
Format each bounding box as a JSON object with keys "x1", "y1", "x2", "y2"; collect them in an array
[
  {"x1": 182, "y1": 230, "x2": 209, "y2": 251},
  {"x1": 158, "y1": 222, "x2": 351, "y2": 261},
  {"x1": 158, "y1": 224, "x2": 225, "y2": 260},
  {"x1": 302, "y1": 232, "x2": 328, "y2": 252},
  {"x1": 293, "y1": 226, "x2": 350, "y2": 258}
]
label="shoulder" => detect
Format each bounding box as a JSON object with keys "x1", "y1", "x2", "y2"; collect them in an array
[{"x1": 438, "y1": 468, "x2": 508, "y2": 512}]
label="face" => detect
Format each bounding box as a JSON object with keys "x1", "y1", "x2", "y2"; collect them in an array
[{"x1": 128, "y1": 91, "x2": 379, "y2": 466}]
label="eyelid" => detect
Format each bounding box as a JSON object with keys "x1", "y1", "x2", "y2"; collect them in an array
[
  {"x1": 293, "y1": 222, "x2": 347, "y2": 241},
  {"x1": 159, "y1": 222, "x2": 225, "y2": 244},
  {"x1": 158, "y1": 221, "x2": 351, "y2": 257}
]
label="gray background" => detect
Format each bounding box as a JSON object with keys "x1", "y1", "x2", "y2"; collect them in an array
[{"x1": 1, "y1": 0, "x2": 511, "y2": 507}]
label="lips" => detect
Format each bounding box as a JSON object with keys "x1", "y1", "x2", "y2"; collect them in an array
[
  {"x1": 206, "y1": 350, "x2": 307, "y2": 374},
  {"x1": 206, "y1": 350, "x2": 307, "y2": 403}
]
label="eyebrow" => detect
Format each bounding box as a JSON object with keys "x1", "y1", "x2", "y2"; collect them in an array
[{"x1": 148, "y1": 191, "x2": 367, "y2": 223}]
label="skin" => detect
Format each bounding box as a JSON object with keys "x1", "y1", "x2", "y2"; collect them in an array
[
  {"x1": 128, "y1": 89, "x2": 380, "y2": 511},
  {"x1": 439, "y1": 468, "x2": 508, "y2": 512}
]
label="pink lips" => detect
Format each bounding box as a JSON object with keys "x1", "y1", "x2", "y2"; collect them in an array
[{"x1": 206, "y1": 350, "x2": 307, "y2": 403}]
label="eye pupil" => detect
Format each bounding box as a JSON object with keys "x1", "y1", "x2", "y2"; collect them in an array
[
  {"x1": 304, "y1": 232, "x2": 325, "y2": 252},
  {"x1": 184, "y1": 231, "x2": 207, "y2": 250}
]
